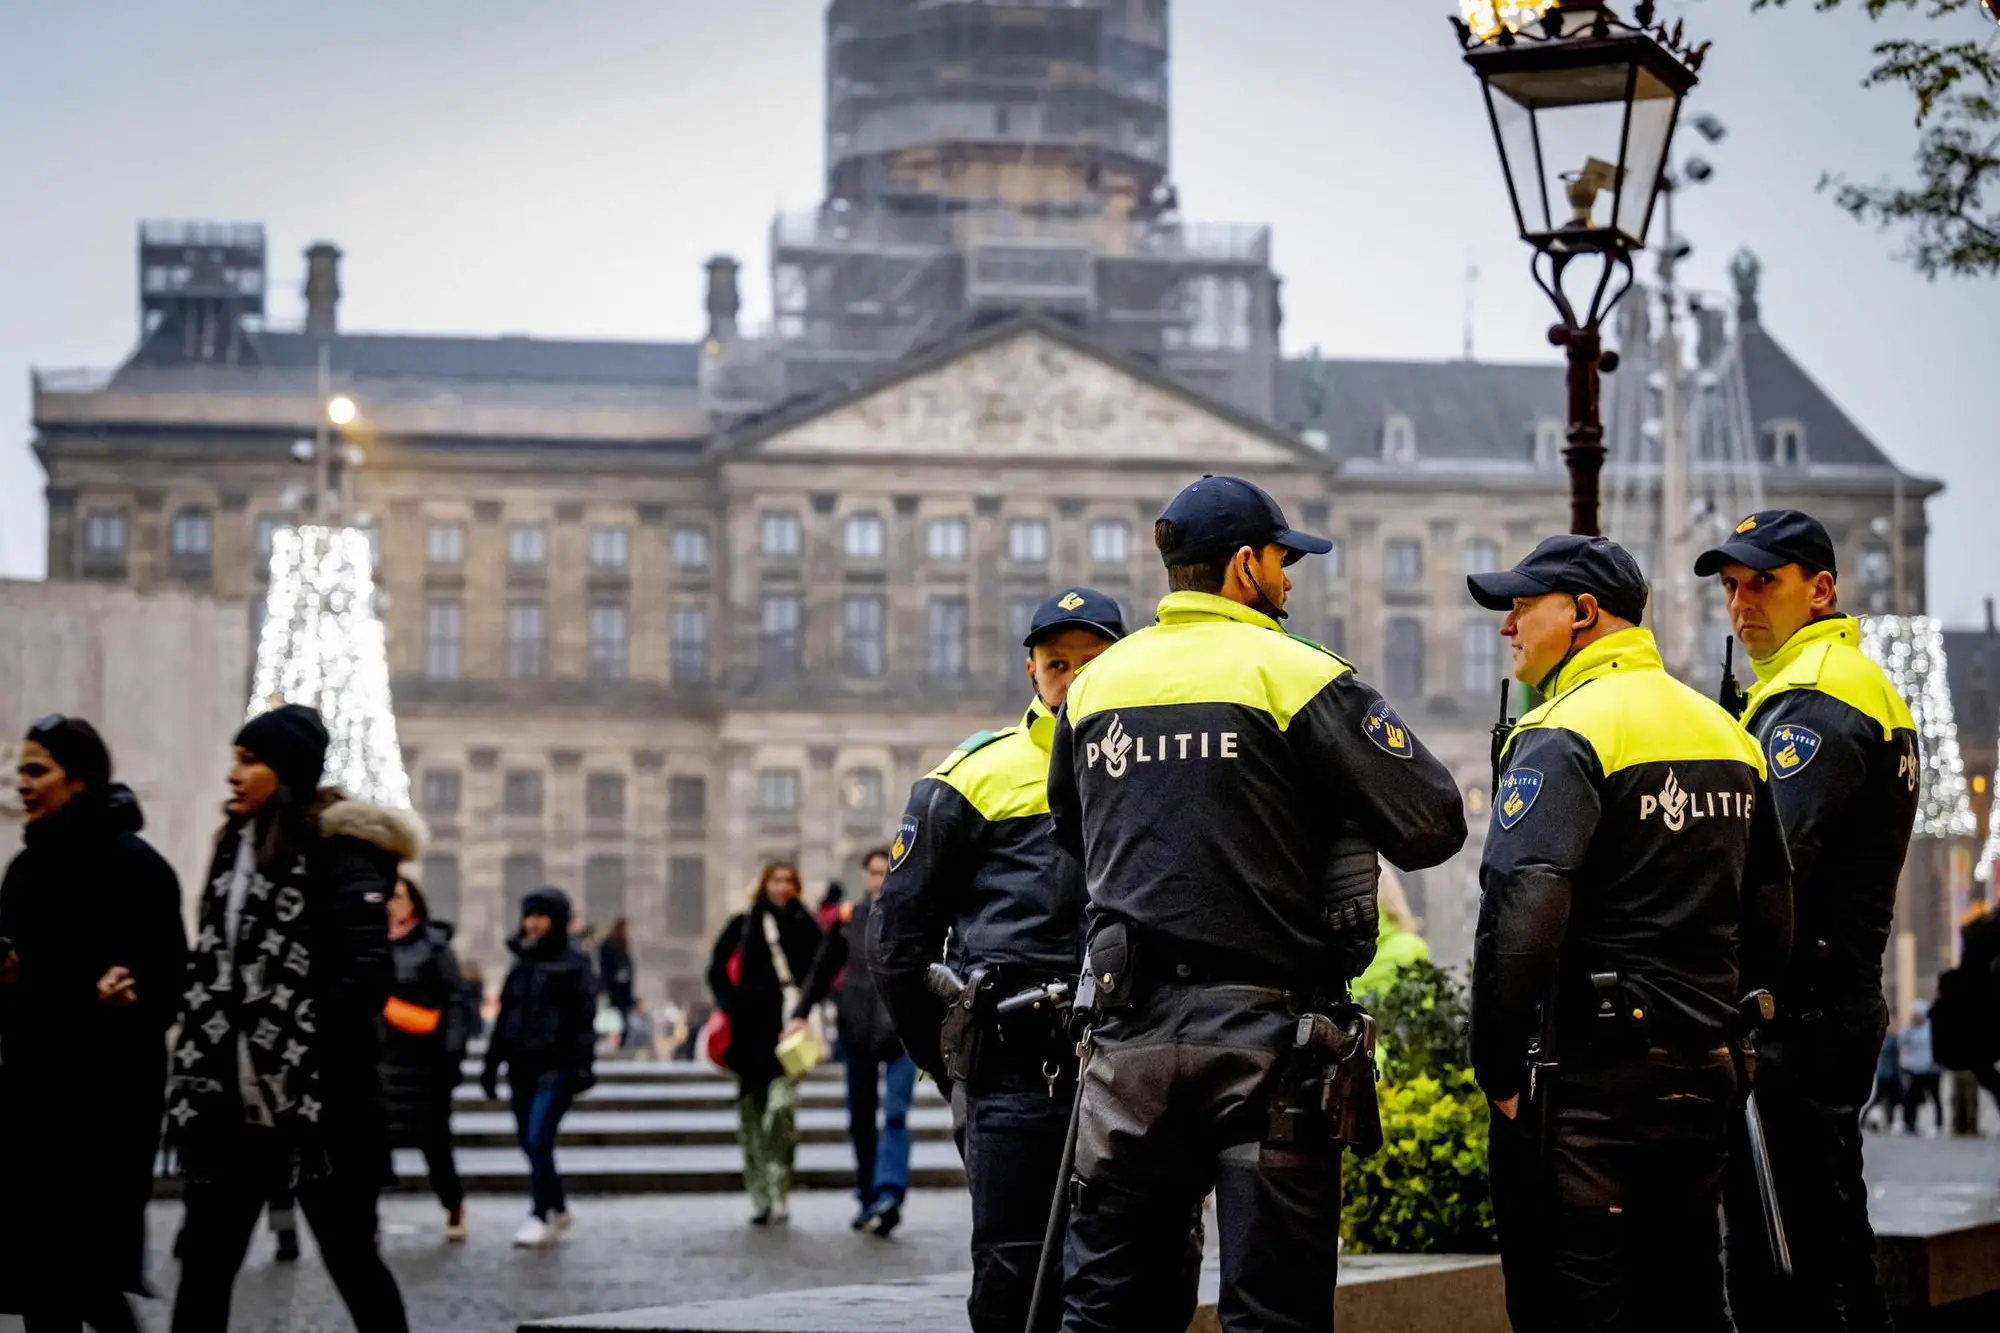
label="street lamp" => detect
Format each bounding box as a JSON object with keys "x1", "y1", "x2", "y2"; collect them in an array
[
  {"x1": 326, "y1": 394, "x2": 358, "y2": 427},
  {"x1": 1454, "y1": 0, "x2": 1706, "y2": 535}
]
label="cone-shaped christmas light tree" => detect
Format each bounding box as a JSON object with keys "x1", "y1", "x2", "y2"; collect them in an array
[
  {"x1": 248, "y1": 525, "x2": 411, "y2": 808},
  {"x1": 1860, "y1": 615, "x2": 1975, "y2": 840}
]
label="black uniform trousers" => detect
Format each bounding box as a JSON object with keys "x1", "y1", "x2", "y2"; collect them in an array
[
  {"x1": 1061, "y1": 980, "x2": 1338, "y2": 1333},
  {"x1": 171, "y1": 1126, "x2": 407, "y2": 1333},
  {"x1": 1723, "y1": 1000, "x2": 1893, "y2": 1333},
  {"x1": 1489, "y1": 1042, "x2": 1736, "y2": 1333},
  {"x1": 955, "y1": 1041, "x2": 1077, "y2": 1333}
]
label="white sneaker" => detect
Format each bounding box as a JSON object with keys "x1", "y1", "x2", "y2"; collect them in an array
[
  {"x1": 444, "y1": 1209, "x2": 468, "y2": 1243},
  {"x1": 512, "y1": 1217, "x2": 553, "y2": 1248},
  {"x1": 550, "y1": 1209, "x2": 574, "y2": 1234}
]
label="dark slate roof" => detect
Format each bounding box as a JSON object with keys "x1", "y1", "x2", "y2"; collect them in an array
[
  {"x1": 1732, "y1": 320, "x2": 1894, "y2": 468},
  {"x1": 123, "y1": 325, "x2": 702, "y2": 388},
  {"x1": 1274, "y1": 356, "x2": 1564, "y2": 463},
  {"x1": 1944, "y1": 623, "x2": 2000, "y2": 762}
]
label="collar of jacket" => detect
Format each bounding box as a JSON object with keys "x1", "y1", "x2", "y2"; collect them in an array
[
  {"x1": 1749, "y1": 614, "x2": 1855, "y2": 687},
  {"x1": 1155, "y1": 590, "x2": 1283, "y2": 634},
  {"x1": 1020, "y1": 696, "x2": 1057, "y2": 753},
  {"x1": 1547, "y1": 626, "x2": 1664, "y2": 699}
]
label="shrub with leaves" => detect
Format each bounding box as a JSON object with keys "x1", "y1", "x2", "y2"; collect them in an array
[{"x1": 1341, "y1": 960, "x2": 1499, "y2": 1254}]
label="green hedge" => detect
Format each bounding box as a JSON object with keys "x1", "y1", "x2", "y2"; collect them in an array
[{"x1": 1340, "y1": 960, "x2": 1499, "y2": 1254}]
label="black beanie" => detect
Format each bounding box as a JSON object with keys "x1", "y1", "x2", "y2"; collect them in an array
[
  {"x1": 25, "y1": 714, "x2": 113, "y2": 791},
  {"x1": 234, "y1": 704, "x2": 330, "y2": 797}
]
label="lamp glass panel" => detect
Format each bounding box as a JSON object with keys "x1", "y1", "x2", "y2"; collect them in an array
[
  {"x1": 1612, "y1": 66, "x2": 1681, "y2": 246},
  {"x1": 1486, "y1": 58, "x2": 1642, "y2": 240}
]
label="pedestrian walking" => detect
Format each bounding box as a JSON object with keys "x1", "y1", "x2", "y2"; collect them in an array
[
  {"x1": 1470, "y1": 535, "x2": 1792, "y2": 1331},
  {"x1": 481, "y1": 887, "x2": 598, "y2": 1248},
  {"x1": 1047, "y1": 482, "x2": 1469, "y2": 1333},
  {"x1": 1863, "y1": 1030, "x2": 1904, "y2": 1132},
  {"x1": 707, "y1": 861, "x2": 821, "y2": 1225},
  {"x1": 0, "y1": 715, "x2": 188, "y2": 1333},
  {"x1": 380, "y1": 869, "x2": 475, "y2": 1241},
  {"x1": 1698, "y1": 511, "x2": 1922, "y2": 1329},
  {"x1": 1900, "y1": 1001, "x2": 1944, "y2": 1135},
  {"x1": 597, "y1": 917, "x2": 636, "y2": 1050},
  {"x1": 165, "y1": 704, "x2": 418, "y2": 1333},
  {"x1": 789, "y1": 847, "x2": 913, "y2": 1235}
]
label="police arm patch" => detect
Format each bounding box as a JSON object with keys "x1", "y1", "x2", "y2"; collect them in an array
[
  {"x1": 1362, "y1": 699, "x2": 1415, "y2": 759},
  {"x1": 1495, "y1": 768, "x2": 1543, "y2": 830},
  {"x1": 888, "y1": 815, "x2": 919, "y2": 871},
  {"x1": 1767, "y1": 725, "x2": 1822, "y2": 780}
]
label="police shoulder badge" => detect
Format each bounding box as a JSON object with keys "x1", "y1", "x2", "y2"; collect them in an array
[
  {"x1": 1767, "y1": 724, "x2": 1822, "y2": 780},
  {"x1": 1362, "y1": 699, "x2": 1415, "y2": 759},
  {"x1": 888, "y1": 814, "x2": 920, "y2": 872},
  {"x1": 1496, "y1": 768, "x2": 1543, "y2": 830}
]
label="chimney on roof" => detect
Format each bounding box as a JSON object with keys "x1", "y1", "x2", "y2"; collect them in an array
[
  {"x1": 705, "y1": 255, "x2": 741, "y2": 344},
  {"x1": 303, "y1": 242, "x2": 342, "y2": 335}
]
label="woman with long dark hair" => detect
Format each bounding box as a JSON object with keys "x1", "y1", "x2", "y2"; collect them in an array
[
  {"x1": 707, "y1": 861, "x2": 820, "y2": 1225},
  {"x1": 166, "y1": 704, "x2": 422, "y2": 1333},
  {"x1": 380, "y1": 870, "x2": 475, "y2": 1242},
  {"x1": 598, "y1": 916, "x2": 636, "y2": 1048},
  {"x1": 0, "y1": 715, "x2": 187, "y2": 1333}
]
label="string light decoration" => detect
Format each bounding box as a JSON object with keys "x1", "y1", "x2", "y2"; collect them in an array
[
  {"x1": 249, "y1": 524, "x2": 411, "y2": 809},
  {"x1": 1458, "y1": 0, "x2": 1561, "y2": 43},
  {"x1": 1860, "y1": 615, "x2": 1976, "y2": 841},
  {"x1": 1979, "y1": 713, "x2": 2000, "y2": 884}
]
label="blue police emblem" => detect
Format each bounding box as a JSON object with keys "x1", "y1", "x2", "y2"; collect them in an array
[
  {"x1": 1362, "y1": 700, "x2": 1415, "y2": 759},
  {"x1": 1768, "y1": 725, "x2": 1822, "y2": 781},
  {"x1": 888, "y1": 815, "x2": 919, "y2": 871},
  {"x1": 1496, "y1": 768, "x2": 1543, "y2": 830}
]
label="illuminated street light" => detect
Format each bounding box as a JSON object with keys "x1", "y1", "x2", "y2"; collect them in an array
[{"x1": 327, "y1": 393, "x2": 358, "y2": 426}]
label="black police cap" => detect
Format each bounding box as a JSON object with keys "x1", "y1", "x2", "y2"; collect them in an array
[
  {"x1": 1155, "y1": 475, "x2": 1333, "y2": 568},
  {"x1": 1467, "y1": 534, "x2": 1648, "y2": 624},
  {"x1": 1024, "y1": 586, "x2": 1126, "y2": 648},
  {"x1": 1693, "y1": 509, "x2": 1838, "y2": 579}
]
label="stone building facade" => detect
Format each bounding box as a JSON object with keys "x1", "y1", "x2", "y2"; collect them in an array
[{"x1": 30, "y1": 286, "x2": 1939, "y2": 1001}]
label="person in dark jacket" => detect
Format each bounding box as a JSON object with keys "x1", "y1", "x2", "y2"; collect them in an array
[
  {"x1": 788, "y1": 848, "x2": 912, "y2": 1235},
  {"x1": 598, "y1": 916, "x2": 636, "y2": 1049},
  {"x1": 481, "y1": 886, "x2": 597, "y2": 1248},
  {"x1": 379, "y1": 869, "x2": 474, "y2": 1242},
  {"x1": 0, "y1": 716, "x2": 187, "y2": 1333},
  {"x1": 166, "y1": 704, "x2": 419, "y2": 1333},
  {"x1": 707, "y1": 861, "x2": 821, "y2": 1225}
]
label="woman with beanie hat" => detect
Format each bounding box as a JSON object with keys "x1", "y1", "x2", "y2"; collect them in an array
[
  {"x1": 166, "y1": 704, "x2": 424, "y2": 1333},
  {"x1": 0, "y1": 715, "x2": 187, "y2": 1332},
  {"x1": 379, "y1": 867, "x2": 475, "y2": 1241}
]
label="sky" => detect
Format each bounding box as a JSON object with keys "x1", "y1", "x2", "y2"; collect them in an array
[{"x1": 1, "y1": 0, "x2": 1993, "y2": 624}]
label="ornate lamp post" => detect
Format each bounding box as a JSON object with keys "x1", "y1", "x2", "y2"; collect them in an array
[{"x1": 1454, "y1": 0, "x2": 1706, "y2": 536}]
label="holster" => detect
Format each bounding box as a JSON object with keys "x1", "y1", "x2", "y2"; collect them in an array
[
  {"x1": 937, "y1": 964, "x2": 993, "y2": 1084},
  {"x1": 1265, "y1": 1003, "x2": 1383, "y2": 1157},
  {"x1": 1083, "y1": 921, "x2": 1136, "y2": 1013}
]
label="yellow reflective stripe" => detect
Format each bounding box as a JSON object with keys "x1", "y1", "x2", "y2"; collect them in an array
[
  {"x1": 935, "y1": 728, "x2": 1053, "y2": 822},
  {"x1": 1511, "y1": 653, "x2": 1767, "y2": 779},
  {"x1": 1744, "y1": 637, "x2": 1913, "y2": 741},
  {"x1": 1064, "y1": 620, "x2": 1349, "y2": 731}
]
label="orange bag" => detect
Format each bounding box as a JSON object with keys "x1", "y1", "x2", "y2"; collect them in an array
[{"x1": 383, "y1": 995, "x2": 442, "y2": 1035}]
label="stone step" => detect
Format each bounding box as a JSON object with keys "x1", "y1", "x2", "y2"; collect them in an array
[
  {"x1": 453, "y1": 1077, "x2": 944, "y2": 1116},
  {"x1": 448, "y1": 1105, "x2": 956, "y2": 1149},
  {"x1": 460, "y1": 1058, "x2": 849, "y2": 1084},
  {"x1": 398, "y1": 1140, "x2": 967, "y2": 1196}
]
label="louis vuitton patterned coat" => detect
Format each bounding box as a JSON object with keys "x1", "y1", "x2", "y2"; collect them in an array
[{"x1": 167, "y1": 792, "x2": 423, "y2": 1176}]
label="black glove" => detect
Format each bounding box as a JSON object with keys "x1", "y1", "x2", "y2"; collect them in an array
[{"x1": 571, "y1": 1068, "x2": 598, "y2": 1094}]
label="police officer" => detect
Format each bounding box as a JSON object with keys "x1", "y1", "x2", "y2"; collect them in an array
[
  {"x1": 1695, "y1": 510, "x2": 1920, "y2": 1332},
  {"x1": 869, "y1": 587, "x2": 1125, "y2": 1333},
  {"x1": 1049, "y1": 476, "x2": 1467, "y2": 1333},
  {"x1": 1467, "y1": 534, "x2": 1793, "y2": 1332}
]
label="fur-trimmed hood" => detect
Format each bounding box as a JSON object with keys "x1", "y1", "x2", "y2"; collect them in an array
[{"x1": 318, "y1": 797, "x2": 428, "y2": 861}]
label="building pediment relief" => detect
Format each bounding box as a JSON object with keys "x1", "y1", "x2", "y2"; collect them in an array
[{"x1": 743, "y1": 327, "x2": 1310, "y2": 468}]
